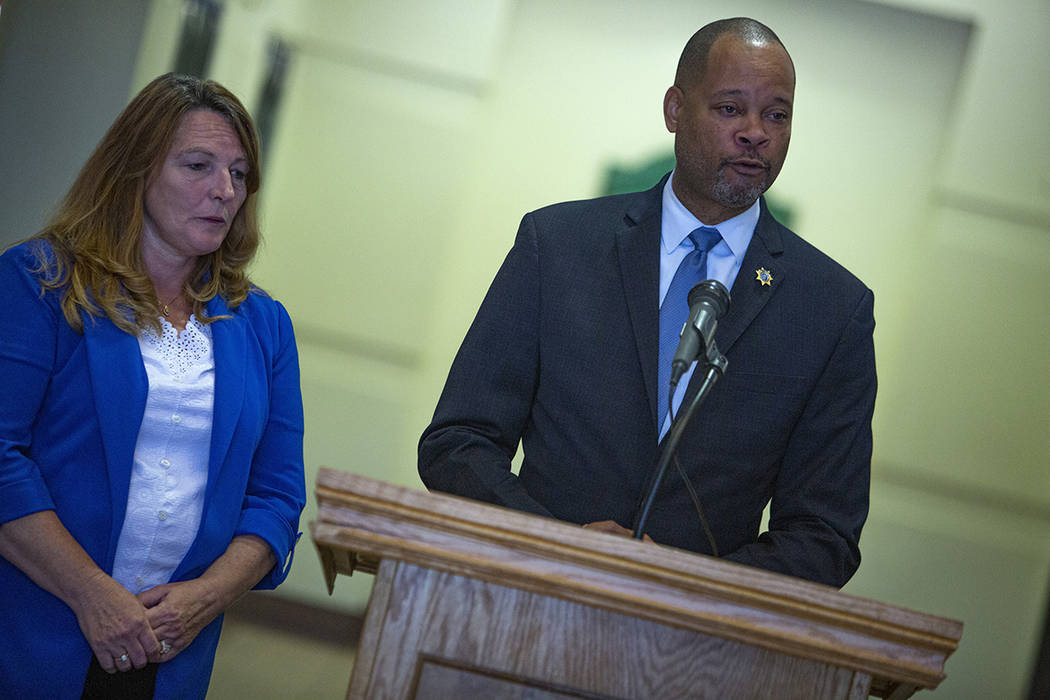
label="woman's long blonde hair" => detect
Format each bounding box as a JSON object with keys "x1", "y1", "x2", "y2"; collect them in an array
[{"x1": 31, "y1": 72, "x2": 263, "y2": 334}]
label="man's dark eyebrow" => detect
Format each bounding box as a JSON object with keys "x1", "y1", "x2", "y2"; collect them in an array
[{"x1": 709, "y1": 89, "x2": 793, "y2": 108}]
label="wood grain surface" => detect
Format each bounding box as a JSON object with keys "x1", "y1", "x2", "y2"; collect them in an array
[{"x1": 312, "y1": 468, "x2": 962, "y2": 698}]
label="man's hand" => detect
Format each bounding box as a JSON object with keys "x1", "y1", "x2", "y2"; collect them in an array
[{"x1": 582, "y1": 520, "x2": 655, "y2": 543}]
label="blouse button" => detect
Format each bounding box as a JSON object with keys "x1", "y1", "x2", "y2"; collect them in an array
[
  {"x1": 160, "y1": 458, "x2": 171, "y2": 468},
  {"x1": 172, "y1": 414, "x2": 182, "y2": 423},
  {"x1": 158, "y1": 510, "x2": 169, "y2": 521}
]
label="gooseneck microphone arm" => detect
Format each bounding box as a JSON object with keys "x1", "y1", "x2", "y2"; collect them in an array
[
  {"x1": 632, "y1": 350, "x2": 726, "y2": 541},
  {"x1": 633, "y1": 280, "x2": 731, "y2": 543}
]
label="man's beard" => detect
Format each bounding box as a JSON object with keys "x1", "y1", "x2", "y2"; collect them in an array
[{"x1": 710, "y1": 159, "x2": 769, "y2": 210}]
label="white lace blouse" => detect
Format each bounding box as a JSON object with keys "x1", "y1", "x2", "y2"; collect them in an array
[{"x1": 110, "y1": 316, "x2": 215, "y2": 594}]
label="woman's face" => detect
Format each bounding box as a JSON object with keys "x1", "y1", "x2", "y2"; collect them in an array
[{"x1": 141, "y1": 109, "x2": 249, "y2": 267}]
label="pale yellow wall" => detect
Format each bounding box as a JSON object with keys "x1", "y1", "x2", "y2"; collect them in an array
[{"x1": 124, "y1": 0, "x2": 1048, "y2": 696}]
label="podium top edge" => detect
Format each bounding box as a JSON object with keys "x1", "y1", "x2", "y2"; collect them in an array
[{"x1": 314, "y1": 468, "x2": 962, "y2": 640}]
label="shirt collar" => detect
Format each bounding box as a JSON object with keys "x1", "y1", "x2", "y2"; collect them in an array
[{"x1": 661, "y1": 171, "x2": 759, "y2": 259}]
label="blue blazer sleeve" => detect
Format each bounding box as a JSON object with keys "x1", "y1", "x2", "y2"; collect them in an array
[
  {"x1": 235, "y1": 298, "x2": 307, "y2": 589},
  {"x1": 0, "y1": 242, "x2": 63, "y2": 524},
  {"x1": 181, "y1": 292, "x2": 307, "y2": 591}
]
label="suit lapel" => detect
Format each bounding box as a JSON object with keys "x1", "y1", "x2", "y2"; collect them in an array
[
  {"x1": 714, "y1": 200, "x2": 786, "y2": 355},
  {"x1": 82, "y1": 313, "x2": 147, "y2": 551},
  {"x1": 616, "y1": 177, "x2": 666, "y2": 428},
  {"x1": 206, "y1": 295, "x2": 246, "y2": 496},
  {"x1": 682, "y1": 199, "x2": 787, "y2": 403}
]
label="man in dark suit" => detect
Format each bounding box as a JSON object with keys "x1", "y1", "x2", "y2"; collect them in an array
[{"x1": 418, "y1": 18, "x2": 876, "y2": 588}]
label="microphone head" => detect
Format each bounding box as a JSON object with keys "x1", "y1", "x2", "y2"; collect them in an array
[{"x1": 687, "y1": 279, "x2": 731, "y2": 319}]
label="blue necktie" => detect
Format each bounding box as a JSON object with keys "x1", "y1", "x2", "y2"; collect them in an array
[{"x1": 658, "y1": 226, "x2": 721, "y2": 430}]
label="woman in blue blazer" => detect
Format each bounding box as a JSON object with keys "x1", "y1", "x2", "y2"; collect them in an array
[{"x1": 0, "y1": 74, "x2": 306, "y2": 699}]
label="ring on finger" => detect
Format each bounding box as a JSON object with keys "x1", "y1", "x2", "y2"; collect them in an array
[
  {"x1": 119, "y1": 653, "x2": 129, "y2": 663},
  {"x1": 160, "y1": 640, "x2": 172, "y2": 655}
]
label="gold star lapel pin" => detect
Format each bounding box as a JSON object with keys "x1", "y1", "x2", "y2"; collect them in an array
[{"x1": 755, "y1": 267, "x2": 773, "y2": 286}]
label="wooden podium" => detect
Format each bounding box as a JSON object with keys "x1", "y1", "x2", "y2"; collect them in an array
[{"x1": 311, "y1": 469, "x2": 962, "y2": 699}]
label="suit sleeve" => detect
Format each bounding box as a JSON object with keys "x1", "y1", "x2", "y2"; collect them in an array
[
  {"x1": 235, "y1": 300, "x2": 307, "y2": 590},
  {"x1": 418, "y1": 214, "x2": 553, "y2": 517},
  {"x1": 0, "y1": 245, "x2": 60, "y2": 525},
  {"x1": 723, "y1": 289, "x2": 876, "y2": 588}
]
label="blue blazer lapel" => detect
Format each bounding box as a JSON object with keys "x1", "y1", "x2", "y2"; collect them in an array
[
  {"x1": 206, "y1": 295, "x2": 246, "y2": 495},
  {"x1": 82, "y1": 313, "x2": 147, "y2": 552},
  {"x1": 616, "y1": 177, "x2": 665, "y2": 428}
]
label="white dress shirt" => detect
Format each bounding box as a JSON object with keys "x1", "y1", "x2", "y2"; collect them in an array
[{"x1": 111, "y1": 316, "x2": 214, "y2": 594}]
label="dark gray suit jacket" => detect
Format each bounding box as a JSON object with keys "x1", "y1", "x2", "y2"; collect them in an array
[{"x1": 419, "y1": 175, "x2": 876, "y2": 587}]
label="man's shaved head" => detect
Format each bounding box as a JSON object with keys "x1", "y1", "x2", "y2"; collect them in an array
[{"x1": 675, "y1": 18, "x2": 793, "y2": 89}]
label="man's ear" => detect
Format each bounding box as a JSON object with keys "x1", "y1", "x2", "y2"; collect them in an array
[{"x1": 663, "y1": 85, "x2": 683, "y2": 133}]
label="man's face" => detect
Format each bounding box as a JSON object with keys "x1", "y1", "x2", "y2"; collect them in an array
[{"x1": 664, "y1": 35, "x2": 795, "y2": 224}]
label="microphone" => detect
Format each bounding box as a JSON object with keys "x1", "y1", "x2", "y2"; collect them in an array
[{"x1": 669, "y1": 280, "x2": 731, "y2": 387}]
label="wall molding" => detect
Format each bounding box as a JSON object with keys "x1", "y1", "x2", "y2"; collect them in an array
[
  {"x1": 934, "y1": 187, "x2": 1050, "y2": 232},
  {"x1": 875, "y1": 460, "x2": 1050, "y2": 524}
]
